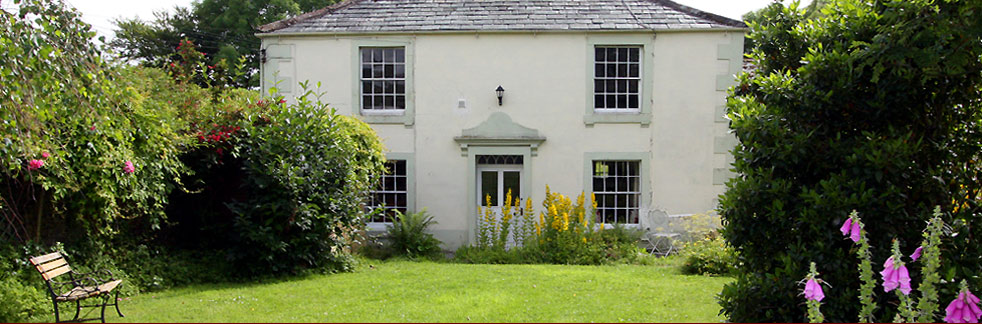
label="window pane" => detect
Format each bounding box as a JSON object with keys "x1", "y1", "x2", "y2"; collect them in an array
[
  {"x1": 373, "y1": 64, "x2": 384, "y2": 78},
  {"x1": 629, "y1": 95, "x2": 639, "y2": 109},
  {"x1": 384, "y1": 96, "x2": 395, "y2": 109},
  {"x1": 395, "y1": 81, "x2": 405, "y2": 94},
  {"x1": 372, "y1": 48, "x2": 383, "y2": 62},
  {"x1": 617, "y1": 80, "x2": 627, "y2": 93},
  {"x1": 384, "y1": 81, "x2": 394, "y2": 94},
  {"x1": 362, "y1": 81, "x2": 372, "y2": 94},
  {"x1": 395, "y1": 65, "x2": 405, "y2": 78},
  {"x1": 618, "y1": 63, "x2": 627, "y2": 77},
  {"x1": 384, "y1": 64, "x2": 394, "y2": 78},
  {"x1": 396, "y1": 177, "x2": 406, "y2": 191},
  {"x1": 595, "y1": 47, "x2": 605, "y2": 61},
  {"x1": 384, "y1": 49, "x2": 395, "y2": 63},
  {"x1": 606, "y1": 95, "x2": 616, "y2": 107},
  {"x1": 629, "y1": 63, "x2": 639, "y2": 78},
  {"x1": 607, "y1": 48, "x2": 617, "y2": 61},
  {"x1": 606, "y1": 64, "x2": 617, "y2": 77},
  {"x1": 617, "y1": 95, "x2": 627, "y2": 108},
  {"x1": 481, "y1": 171, "x2": 498, "y2": 206},
  {"x1": 618, "y1": 48, "x2": 628, "y2": 61},
  {"x1": 503, "y1": 171, "x2": 520, "y2": 200},
  {"x1": 395, "y1": 49, "x2": 405, "y2": 62},
  {"x1": 362, "y1": 65, "x2": 371, "y2": 79},
  {"x1": 395, "y1": 95, "x2": 405, "y2": 109},
  {"x1": 629, "y1": 47, "x2": 639, "y2": 61},
  {"x1": 595, "y1": 63, "x2": 604, "y2": 77},
  {"x1": 594, "y1": 95, "x2": 604, "y2": 108},
  {"x1": 594, "y1": 80, "x2": 604, "y2": 93},
  {"x1": 628, "y1": 79, "x2": 638, "y2": 93},
  {"x1": 361, "y1": 49, "x2": 371, "y2": 63}
]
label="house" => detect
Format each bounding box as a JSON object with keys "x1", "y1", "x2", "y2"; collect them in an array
[{"x1": 257, "y1": 0, "x2": 745, "y2": 249}]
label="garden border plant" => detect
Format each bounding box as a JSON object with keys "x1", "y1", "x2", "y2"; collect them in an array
[{"x1": 800, "y1": 207, "x2": 981, "y2": 323}]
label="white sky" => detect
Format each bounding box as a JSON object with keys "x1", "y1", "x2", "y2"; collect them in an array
[{"x1": 5, "y1": 0, "x2": 812, "y2": 42}]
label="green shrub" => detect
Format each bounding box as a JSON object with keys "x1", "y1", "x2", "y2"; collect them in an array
[
  {"x1": 678, "y1": 235, "x2": 737, "y2": 276},
  {"x1": 0, "y1": 245, "x2": 49, "y2": 323},
  {"x1": 719, "y1": 1, "x2": 982, "y2": 322},
  {"x1": 386, "y1": 209, "x2": 443, "y2": 259},
  {"x1": 1, "y1": 0, "x2": 189, "y2": 243}
]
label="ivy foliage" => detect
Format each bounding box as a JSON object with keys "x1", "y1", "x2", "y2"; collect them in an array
[{"x1": 719, "y1": 0, "x2": 982, "y2": 322}]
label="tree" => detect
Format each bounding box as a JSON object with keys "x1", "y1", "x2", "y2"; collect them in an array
[
  {"x1": 742, "y1": 0, "x2": 831, "y2": 53},
  {"x1": 719, "y1": 0, "x2": 982, "y2": 322},
  {"x1": 109, "y1": 0, "x2": 332, "y2": 87}
]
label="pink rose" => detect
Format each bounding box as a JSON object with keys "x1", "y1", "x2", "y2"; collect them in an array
[
  {"x1": 27, "y1": 159, "x2": 44, "y2": 170},
  {"x1": 123, "y1": 161, "x2": 135, "y2": 174},
  {"x1": 41, "y1": 152, "x2": 50, "y2": 159}
]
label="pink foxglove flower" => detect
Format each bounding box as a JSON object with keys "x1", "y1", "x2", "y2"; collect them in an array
[
  {"x1": 880, "y1": 256, "x2": 912, "y2": 295},
  {"x1": 945, "y1": 287, "x2": 982, "y2": 323},
  {"x1": 27, "y1": 159, "x2": 44, "y2": 170},
  {"x1": 41, "y1": 152, "x2": 50, "y2": 159},
  {"x1": 911, "y1": 246, "x2": 923, "y2": 262},
  {"x1": 123, "y1": 161, "x2": 135, "y2": 174},
  {"x1": 804, "y1": 278, "x2": 825, "y2": 302},
  {"x1": 840, "y1": 217, "x2": 861, "y2": 242}
]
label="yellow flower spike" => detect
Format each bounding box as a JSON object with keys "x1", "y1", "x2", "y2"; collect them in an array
[
  {"x1": 582, "y1": 237, "x2": 587, "y2": 243},
  {"x1": 562, "y1": 212, "x2": 569, "y2": 231}
]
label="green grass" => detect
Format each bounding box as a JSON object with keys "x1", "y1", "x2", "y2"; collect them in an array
[{"x1": 69, "y1": 258, "x2": 731, "y2": 322}]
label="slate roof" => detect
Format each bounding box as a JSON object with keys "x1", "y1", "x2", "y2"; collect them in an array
[{"x1": 258, "y1": 0, "x2": 746, "y2": 34}]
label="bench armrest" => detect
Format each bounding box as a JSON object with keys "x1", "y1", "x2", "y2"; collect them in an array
[{"x1": 72, "y1": 269, "x2": 116, "y2": 282}]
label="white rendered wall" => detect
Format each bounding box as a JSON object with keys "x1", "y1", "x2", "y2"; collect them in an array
[{"x1": 260, "y1": 31, "x2": 742, "y2": 249}]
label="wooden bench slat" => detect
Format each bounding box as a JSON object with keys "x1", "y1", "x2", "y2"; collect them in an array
[
  {"x1": 35, "y1": 258, "x2": 68, "y2": 273},
  {"x1": 53, "y1": 280, "x2": 123, "y2": 302},
  {"x1": 29, "y1": 252, "x2": 63, "y2": 265},
  {"x1": 41, "y1": 263, "x2": 72, "y2": 281}
]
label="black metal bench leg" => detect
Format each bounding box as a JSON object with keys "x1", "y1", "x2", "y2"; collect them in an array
[
  {"x1": 100, "y1": 294, "x2": 109, "y2": 323},
  {"x1": 73, "y1": 301, "x2": 81, "y2": 321},
  {"x1": 52, "y1": 300, "x2": 61, "y2": 323},
  {"x1": 113, "y1": 290, "x2": 124, "y2": 317}
]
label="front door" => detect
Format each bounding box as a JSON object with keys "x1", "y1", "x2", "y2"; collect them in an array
[
  {"x1": 476, "y1": 162, "x2": 523, "y2": 247},
  {"x1": 477, "y1": 165, "x2": 522, "y2": 208}
]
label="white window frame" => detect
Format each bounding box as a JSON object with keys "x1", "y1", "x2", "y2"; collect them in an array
[
  {"x1": 351, "y1": 39, "x2": 415, "y2": 126},
  {"x1": 593, "y1": 46, "x2": 643, "y2": 113},
  {"x1": 367, "y1": 159, "x2": 408, "y2": 225},
  {"x1": 591, "y1": 160, "x2": 642, "y2": 225},
  {"x1": 583, "y1": 36, "x2": 654, "y2": 126},
  {"x1": 359, "y1": 47, "x2": 406, "y2": 115}
]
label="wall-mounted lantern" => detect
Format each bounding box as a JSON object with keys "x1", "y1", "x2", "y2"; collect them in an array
[{"x1": 495, "y1": 85, "x2": 505, "y2": 106}]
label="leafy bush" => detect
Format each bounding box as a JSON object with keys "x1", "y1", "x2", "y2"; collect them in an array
[
  {"x1": 678, "y1": 235, "x2": 737, "y2": 276},
  {"x1": 718, "y1": 1, "x2": 982, "y2": 322},
  {"x1": 387, "y1": 209, "x2": 443, "y2": 259},
  {"x1": 178, "y1": 85, "x2": 387, "y2": 275},
  {"x1": 0, "y1": 245, "x2": 49, "y2": 323},
  {"x1": 1, "y1": 0, "x2": 189, "y2": 243}
]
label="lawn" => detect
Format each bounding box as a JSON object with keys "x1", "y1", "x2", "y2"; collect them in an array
[{"x1": 77, "y1": 258, "x2": 730, "y2": 322}]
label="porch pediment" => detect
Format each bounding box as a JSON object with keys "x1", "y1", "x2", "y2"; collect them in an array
[{"x1": 453, "y1": 112, "x2": 546, "y2": 156}]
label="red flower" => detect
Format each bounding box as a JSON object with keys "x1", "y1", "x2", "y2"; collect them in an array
[
  {"x1": 279, "y1": 99, "x2": 287, "y2": 104},
  {"x1": 123, "y1": 161, "x2": 135, "y2": 174},
  {"x1": 27, "y1": 159, "x2": 44, "y2": 170},
  {"x1": 89, "y1": 125, "x2": 96, "y2": 131},
  {"x1": 41, "y1": 152, "x2": 50, "y2": 159}
]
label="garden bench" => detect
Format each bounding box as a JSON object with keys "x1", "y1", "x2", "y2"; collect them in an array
[{"x1": 29, "y1": 252, "x2": 125, "y2": 323}]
